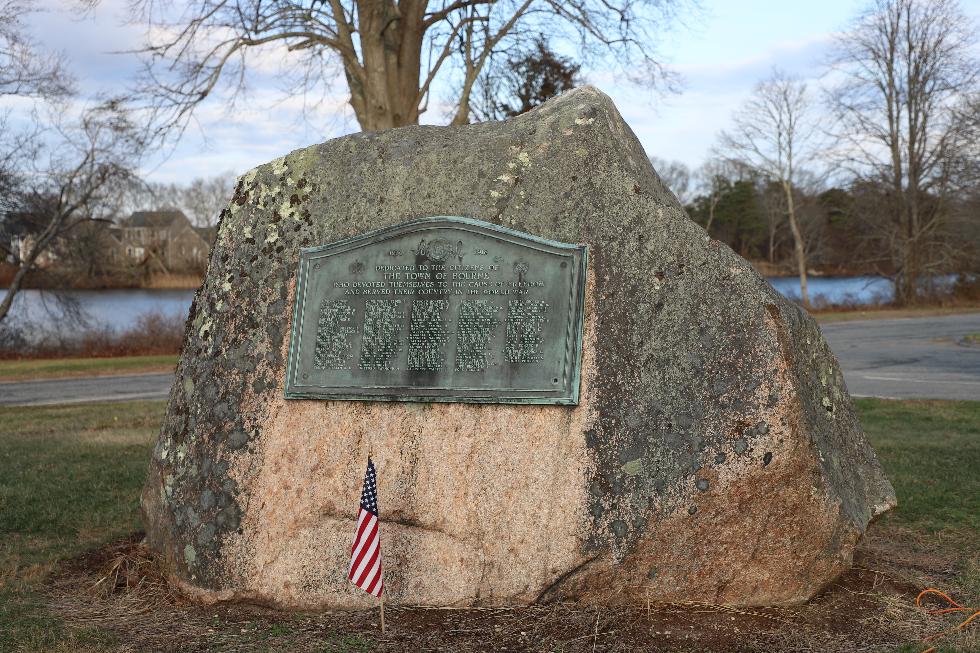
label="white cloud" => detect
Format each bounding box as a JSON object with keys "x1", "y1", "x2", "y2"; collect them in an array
[{"x1": 593, "y1": 29, "x2": 836, "y2": 168}]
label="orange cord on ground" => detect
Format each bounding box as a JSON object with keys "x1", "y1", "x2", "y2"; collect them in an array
[{"x1": 916, "y1": 588, "x2": 979, "y2": 653}]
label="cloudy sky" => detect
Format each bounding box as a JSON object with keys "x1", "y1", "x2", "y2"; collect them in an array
[{"x1": 20, "y1": 0, "x2": 980, "y2": 185}]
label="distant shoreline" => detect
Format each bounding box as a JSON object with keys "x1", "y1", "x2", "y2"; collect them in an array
[
  {"x1": 2, "y1": 261, "x2": 873, "y2": 288},
  {"x1": 0, "y1": 266, "x2": 203, "y2": 291},
  {"x1": 2, "y1": 257, "x2": 892, "y2": 287}
]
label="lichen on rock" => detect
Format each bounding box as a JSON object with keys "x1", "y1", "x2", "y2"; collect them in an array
[{"x1": 141, "y1": 86, "x2": 896, "y2": 609}]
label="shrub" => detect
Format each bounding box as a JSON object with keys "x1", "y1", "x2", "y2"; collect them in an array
[{"x1": 0, "y1": 310, "x2": 185, "y2": 359}]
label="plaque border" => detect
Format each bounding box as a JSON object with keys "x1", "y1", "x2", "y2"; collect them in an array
[{"x1": 284, "y1": 216, "x2": 587, "y2": 405}]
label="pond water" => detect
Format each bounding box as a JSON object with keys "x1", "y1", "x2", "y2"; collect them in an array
[
  {"x1": 0, "y1": 275, "x2": 936, "y2": 337},
  {"x1": 1, "y1": 288, "x2": 196, "y2": 338},
  {"x1": 766, "y1": 275, "x2": 895, "y2": 306}
]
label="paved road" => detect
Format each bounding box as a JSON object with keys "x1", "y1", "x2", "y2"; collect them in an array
[
  {"x1": 0, "y1": 373, "x2": 174, "y2": 407},
  {"x1": 0, "y1": 314, "x2": 977, "y2": 406},
  {"x1": 821, "y1": 313, "x2": 980, "y2": 400}
]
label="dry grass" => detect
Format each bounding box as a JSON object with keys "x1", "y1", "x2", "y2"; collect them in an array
[
  {"x1": 29, "y1": 524, "x2": 978, "y2": 653},
  {"x1": 0, "y1": 355, "x2": 176, "y2": 381},
  {"x1": 143, "y1": 274, "x2": 203, "y2": 290}
]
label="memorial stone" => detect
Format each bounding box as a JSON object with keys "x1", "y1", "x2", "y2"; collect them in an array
[{"x1": 142, "y1": 86, "x2": 896, "y2": 609}]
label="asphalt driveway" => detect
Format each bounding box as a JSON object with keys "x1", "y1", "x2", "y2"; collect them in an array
[
  {"x1": 0, "y1": 373, "x2": 174, "y2": 407},
  {"x1": 820, "y1": 312, "x2": 980, "y2": 400}
]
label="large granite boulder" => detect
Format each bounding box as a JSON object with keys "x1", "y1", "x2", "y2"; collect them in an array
[{"x1": 142, "y1": 86, "x2": 896, "y2": 608}]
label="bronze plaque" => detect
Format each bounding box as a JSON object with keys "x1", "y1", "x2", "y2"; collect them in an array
[{"x1": 284, "y1": 217, "x2": 587, "y2": 404}]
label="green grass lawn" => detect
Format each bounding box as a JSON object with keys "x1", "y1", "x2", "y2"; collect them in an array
[
  {"x1": 0, "y1": 400, "x2": 162, "y2": 652},
  {"x1": 0, "y1": 356, "x2": 177, "y2": 382},
  {"x1": 858, "y1": 398, "x2": 980, "y2": 535},
  {"x1": 0, "y1": 398, "x2": 977, "y2": 652}
]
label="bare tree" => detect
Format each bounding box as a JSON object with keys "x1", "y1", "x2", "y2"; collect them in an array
[
  {"x1": 828, "y1": 0, "x2": 978, "y2": 305},
  {"x1": 121, "y1": 173, "x2": 236, "y2": 227},
  {"x1": 117, "y1": 179, "x2": 177, "y2": 217},
  {"x1": 692, "y1": 158, "x2": 726, "y2": 232},
  {"x1": 179, "y1": 174, "x2": 236, "y2": 227},
  {"x1": 0, "y1": 103, "x2": 145, "y2": 323},
  {"x1": 719, "y1": 69, "x2": 820, "y2": 307},
  {"x1": 0, "y1": 1, "x2": 75, "y2": 239},
  {"x1": 649, "y1": 156, "x2": 692, "y2": 205},
  {"x1": 59, "y1": 219, "x2": 122, "y2": 281},
  {"x1": 0, "y1": 2, "x2": 146, "y2": 327},
  {"x1": 0, "y1": 1, "x2": 74, "y2": 99},
  {"x1": 128, "y1": 0, "x2": 690, "y2": 135},
  {"x1": 757, "y1": 179, "x2": 786, "y2": 265}
]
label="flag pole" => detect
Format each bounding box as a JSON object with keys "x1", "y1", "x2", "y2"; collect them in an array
[{"x1": 371, "y1": 446, "x2": 383, "y2": 635}]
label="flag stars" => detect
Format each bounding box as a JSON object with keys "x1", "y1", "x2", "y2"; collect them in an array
[{"x1": 359, "y1": 460, "x2": 380, "y2": 515}]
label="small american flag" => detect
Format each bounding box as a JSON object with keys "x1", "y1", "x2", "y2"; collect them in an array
[{"x1": 348, "y1": 457, "x2": 383, "y2": 597}]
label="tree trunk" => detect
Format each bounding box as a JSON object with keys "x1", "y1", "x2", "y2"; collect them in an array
[
  {"x1": 348, "y1": 1, "x2": 425, "y2": 131},
  {"x1": 451, "y1": 90, "x2": 473, "y2": 126},
  {"x1": 0, "y1": 260, "x2": 32, "y2": 323},
  {"x1": 768, "y1": 213, "x2": 777, "y2": 264},
  {"x1": 705, "y1": 195, "x2": 719, "y2": 232},
  {"x1": 900, "y1": 240, "x2": 919, "y2": 306},
  {"x1": 783, "y1": 180, "x2": 809, "y2": 308},
  {"x1": 1, "y1": 207, "x2": 68, "y2": 323}
]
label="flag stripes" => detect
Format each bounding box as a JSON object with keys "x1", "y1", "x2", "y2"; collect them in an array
[{"x1": 348, "y1": 457, "x2": 383, "y2": 597}]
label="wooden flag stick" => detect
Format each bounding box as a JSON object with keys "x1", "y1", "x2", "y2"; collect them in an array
[{"x1": 380, "y1": 594, "x2": 386, "y2": 633}]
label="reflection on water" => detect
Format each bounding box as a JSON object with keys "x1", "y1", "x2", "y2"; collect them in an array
[
  {"x1": 0, "y1": 289, "x2": 195, "y2": 339},
  {"x1": 0, "y1": 274, "x2": 954, "y2": 338}
]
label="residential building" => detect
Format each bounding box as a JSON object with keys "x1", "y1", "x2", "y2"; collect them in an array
[{"x1": 115, "y1": 210, "x2": 212, "y2": 271}]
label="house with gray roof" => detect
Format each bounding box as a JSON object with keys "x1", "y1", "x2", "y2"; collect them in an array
[{"x1": 116, "y1": 210, "x2": 212, "y2": 272}]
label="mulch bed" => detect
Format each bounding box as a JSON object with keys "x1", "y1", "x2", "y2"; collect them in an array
[{"x1": 43, "y1": 526, "x2": 976, "y2": 652}]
